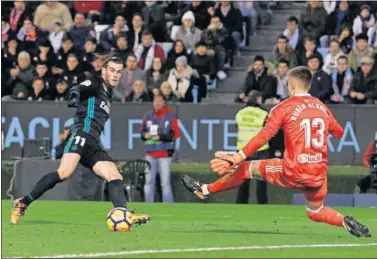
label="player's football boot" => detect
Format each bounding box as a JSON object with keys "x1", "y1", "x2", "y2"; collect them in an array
[
  {"x1": 10, "y1": 198, "x2": 28, "y2": 224},
  {"x1": 343, "y1": 216, "x2": 372, "y2": 238},
  {"x1": 129, "y1": 210, "x2": 151, "y2": 226},
  {"x1": 181, "y1": 174, "x2": 208, "y2": 200}
]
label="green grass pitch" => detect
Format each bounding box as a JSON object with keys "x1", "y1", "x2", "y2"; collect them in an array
[{"x1": 2, "y1": 201, "x2": 377, "y2": 258}]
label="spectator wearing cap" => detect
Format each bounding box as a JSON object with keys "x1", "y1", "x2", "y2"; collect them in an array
[
  {"x1": 322, "y1": 39, "x2": 345, "y2": 75},
  {"x1": 81, "y1": 38, "x2": 98, "y2": 73},
  {"x1": 201, "y1": 16, "x2": 228, "y2": 78},
  {"x1": 34, "y1": 1, "x2": 73, "y2": 32},
  {"x1": 127, "y1": 13, "x2": 144, "y2": 51},
  {"x1": 54, "y1": 33, "x2": 77, "y2": 72},
  {"x1": 69, "y1": 12, "x2": 95, "y2": 52},
  {"x1": 320, "y1": 1, "x2": 354, "y2": 48},
  {"x1": 125, "y1": 80, "x2": 152, "y2": 103},
  {"x1": 135, "y1": 30, "x2": 166, "y2": 71},
  {"x1": 142, "y1": 1, "x2": 168, "y2": 43},
  {"x1": 3, "y1": 51, "x2": 35, "y2": 101},
  {"x1": 100, "y1": 14, "x2": 129, "y2": 52},
  {"x1": 140, "y1": 94, "x2": 181, "y2": 203},
  {"x1": 282, "y1": 16, "x2": 300, "y2": 50},
  {"x1": 34, "y1": 60, "x2": 56, "y2": 99},
  {"x1": 167, "y1": 55, "x2": 200, "y2": 103},
  {"x1": 329, "y1": 55, "x2": 353, "y2": 104},
  {"x1": 190, "y1": 41, "x2": 217, "y2": 83},
  {"x1": 165, "y1": 40, "x2": 190, "y2": 71},
  {"x1": 114, "y1": 33, "x2": 132, "y2": 63},
  {"x1": 145, "y1": 57, "x2": 168, "y2": 95},
  {"x1": 307, "y1": 54, "x2": 332, "y2": 102},
  {"x1": 114, "y1": 54, "x2": 145, "y2": 102},
  {"x1": 348, "y1": 33, "x2": 375, "y2": 71},
  {"x1": 62, "y1": 53, "x2": 85, "y2": 87},
  {"x1": 235, "y1": 89, "x2": 269, "y2": 205},
  {"x1": 299, "y1": 1, "x2": 327, "y2": 41},
  {"x1": 174, "y1": 11, "x2": 202, "y2": 54},
  {"x1": 271, "y1": 35, "x2": 298, "y2": 69},
  {"x1": 16, "y1": 16, "x2": 37, "y2": 52},
  {"x1": 349, "y1": 56, "x2": 377, "y2": 104},
  {"x1": 27, "y1": 77, "x2": 50, "y2": 101},
  {"x1": 8, "y1": 1, "x2": 31, "y2": 33},
  {"x1": 32, "y1": 38, "x2": 58, "y2": 69},
  {"x1": 49, "y1": 21, "x2": 64, "y2": 53},
  {"x1": 297, "y1": 36, "x2": 323, "y2": 67},
  {"x1": 55, "y1": 78, "x2": 69, "y2": 102},
  {"x1": 236, "y1": 55, "x2": 277, "y2": 104},
  {"x1": 353, "y1": 5, "x2": 376, "y2": 45},
  {"x1": 159, "y1": 81, "x2": 179, "y2": 103},
  {"x1": 182, "y1": 1, "x2": 212, "y2": 31},
  {"x1": 265, "y1": 59, "x2": 289, "y2": 105},
  {"x1": 214, "y1": 1, "x2": 243, "y2": 55}
]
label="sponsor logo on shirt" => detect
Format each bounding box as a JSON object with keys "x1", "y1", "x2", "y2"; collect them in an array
[{"x1": 298, "y1": 153, "x2": 322, "y2": 164}]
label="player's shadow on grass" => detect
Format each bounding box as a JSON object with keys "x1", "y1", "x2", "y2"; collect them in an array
[
  {"x1": 24, "y1": 220, "x2": 95, "y2": 226},
  {"x1": 176, "y1": 229, "x2": 302, "y2": 236}
]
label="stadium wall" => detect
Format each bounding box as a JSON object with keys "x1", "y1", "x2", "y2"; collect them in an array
[{"x1": 2, "y1": 102, "x2": 377, "y2": 165}]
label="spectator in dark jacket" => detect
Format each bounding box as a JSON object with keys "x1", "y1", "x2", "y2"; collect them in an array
[
  {"x1": 81, "y1": 37, "x2": 98, "y2": 74},
  {"x1": 236, "y1": 55, "x2": 277, "y2": 104},
  {"x1": 55, "y1": 77, "x2": 69, "y2": 102},
  {"x1": 127, "y1": 13, "x2": 144, "y2": 51},
  {"x1": 271, "y1": 35, "x2": 298, "y2": 69},
  {"x1": 190, "y1": 41, "x2": 217, "y2": 82},
  {"x1": 54, "y1": 33, "x2": 78, "y2": 72},
  {"x1": 27, "y1": 77, "x2": 50, "y2": 101},
  {"x1": 2, "y1": 34, "x2": 19, "y2": 95},
  {"x1": 31, "y1": 38, "x2": 57, "y2": 69},
  {"x1": 320, "y1": 0, "x2": 355, "y2": 48},
  {"x1": 182, "y1": 1, "x2": 212, "y2": 31},
  {"x1": 165, "y1": 40, "x2": 189, "y2": 70},
  {"x1": 69, "y1": 12, "x2": 95, "y2": 52},
  {"x1": 329, "y1": 55, "x2": 353, "y2": 104},
  {"x1": 145, "y1": 57, "x2": 168, "y2": 94},
  {"x1": 299, "y1": 1, "x2": 328, "y2": 42},
  {"x1": 114, "y1": 33, "x2": 133, "y2": 63},
  {"x1": 201, "y1": 16, "x2": 228, "y2": 79},
  {"x1": 34, "y1": 60, "x2": 56, "y2": 99},
  {"x1": 125, "y1": 79, "x2": 152, "y2": 103},
  {"x1": 307, "y1": 54, "x2": 332, "y2": 102},
  {"x1": 142, "y1": 1, "x2": 168, "y2": 42},
  {"x1": 349, "y1": 56, "x2": 377, "y2": 104},
  {"x1": 215, "y1": 1, "x2": 243, "y2": 55},
  {"x1": 61, "y1": 53, "x2": 85, "y2": 87},
  {"x1": 338, "y1": 26, "x2": 354, "y2": 54},
  {"x1": 100, "y1": 14, "x2": 128, "y2": 52},
  {"x1": 297, "y1": 36, "x2": 323, "y2": 66},
  {"x1": 103, "y1": 1, "x2": 141, "y2": 28}
]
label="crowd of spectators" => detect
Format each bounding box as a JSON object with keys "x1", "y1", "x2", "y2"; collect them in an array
[
  {"x1": 236, "y1": 0, "x2": 377, "y2": 105},
  {"x1": 2, "y1": 0, "x2": 274, "y2": 103}
]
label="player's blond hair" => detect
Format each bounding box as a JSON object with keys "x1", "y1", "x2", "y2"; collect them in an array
[{"x1": 289, "y1": 66, "x2": 312, "y2": 90}]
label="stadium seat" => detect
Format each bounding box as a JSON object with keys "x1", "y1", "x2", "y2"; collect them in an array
[
  {"x1": 240, "y1": 22, "x2": 247, "y2": 48},
  {"x1": 121, "y1": 159, "x2": 150, "y2": 202},
  {"x1": 170, "y1": 25, "x2": 180, "y2": 41},
  {"x1": 317, "y1": 47, "x2": 329, "y2": 60},
  {"x1": 207, "y1": 79, "x2": 217, "y2": 90},
  {"x1": 159, "y1": 42, "x2": 173, "y2": 58},
  {"x1": 94, "y1": 24, "x2": 109, "y2": 43}
]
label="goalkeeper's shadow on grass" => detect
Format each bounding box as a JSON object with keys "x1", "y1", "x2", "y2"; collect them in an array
[{"x1": 175, "y1": 229, "x2": 303, "y2": 236}]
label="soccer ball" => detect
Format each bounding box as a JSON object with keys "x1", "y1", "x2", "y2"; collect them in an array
[{"x1": 106, "y1": 208, "x2": 133, "y2": 232}]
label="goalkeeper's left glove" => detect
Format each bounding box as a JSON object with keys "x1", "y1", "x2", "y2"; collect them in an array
[{"x1": 210, "y1": 151, "x2": 246, "y2": 176}]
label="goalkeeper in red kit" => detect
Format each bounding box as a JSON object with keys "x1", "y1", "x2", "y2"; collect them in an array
[{"x1": 182, "y1": 66, "x2": 371, "y2": 238}]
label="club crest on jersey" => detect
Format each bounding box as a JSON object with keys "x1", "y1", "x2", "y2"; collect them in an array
[{"x1": 100, "y1": 100, "x2": 111, "y2": 114}]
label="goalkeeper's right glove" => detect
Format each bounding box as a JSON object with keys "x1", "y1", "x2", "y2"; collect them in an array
[{"x1": 68, "y1": 88, "x2": 80, "y2": 108}]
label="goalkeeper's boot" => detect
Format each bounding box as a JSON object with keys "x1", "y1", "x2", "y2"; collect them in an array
[
  {"x1": 10, "y1": 198, "x2": 28, "y2": 224},
  {"x1": 343, "y1": 216, "x2": 372, "y2": 237},
  {"x1": 129, "y1": 209, "x2": 151, "y2": 226},
  {"x1": 181, "y1": 174, "x2": 208, "y2": 200}
]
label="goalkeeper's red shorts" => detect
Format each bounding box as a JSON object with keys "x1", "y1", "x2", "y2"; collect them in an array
[{"x1": 258, "y1": 158, "x2": 327, "y2": 203}]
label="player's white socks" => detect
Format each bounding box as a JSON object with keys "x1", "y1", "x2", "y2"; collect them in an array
[{"x1": 202, "y1": 184, "x2": 210, "y2": 196}]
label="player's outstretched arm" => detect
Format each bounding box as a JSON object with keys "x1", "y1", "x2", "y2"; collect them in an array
[
  {"x1": 328, "y1": 110, "x2": 344, "y2": 138},
  {"x1": 67, "y1": 80, "x2": 98, "y2": 108},
  {"x1": 211, "y1": 106, "x2": 284, "y2": 175}
]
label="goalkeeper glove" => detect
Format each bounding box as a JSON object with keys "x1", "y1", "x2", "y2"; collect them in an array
[{"x1": 68, "y1": 88, "x2": 80, "y2": 108}]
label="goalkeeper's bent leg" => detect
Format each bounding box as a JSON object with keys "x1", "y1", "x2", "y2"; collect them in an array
[
  {"x1": 306, "y1": 205, "x2": 344, "y2": 227},
  {"x1": 206, "y1": 162, "x2": 253, "y2": 194}
]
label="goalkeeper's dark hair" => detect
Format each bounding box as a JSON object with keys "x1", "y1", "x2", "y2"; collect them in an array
[
  {"x1": 289, "y1": 66, "x2": 312, "y2": 89},
  {"x1": 104, "y1": 55, "x2": 124, "y2": 68}
]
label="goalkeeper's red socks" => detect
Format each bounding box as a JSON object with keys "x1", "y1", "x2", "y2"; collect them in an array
[
  {"x1": 306, "y1": 206, "x2": 344, "y2": 227},
  {"x1": 207, "y1": 162, "x2": 251, "y2": 194}
]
